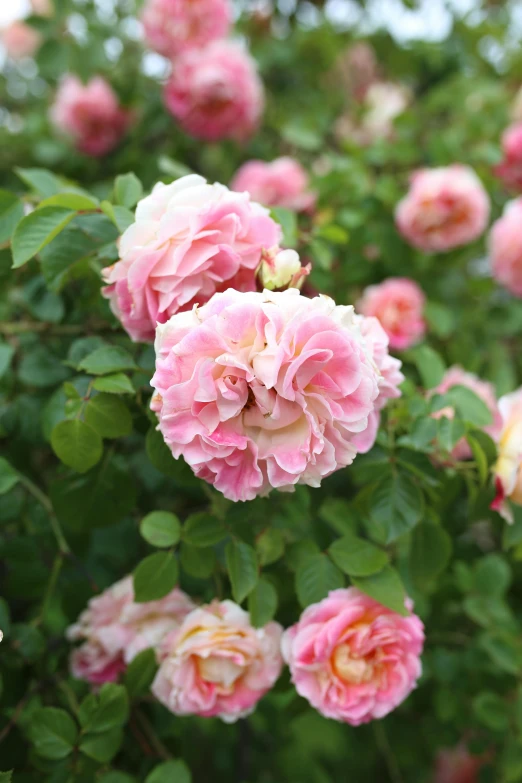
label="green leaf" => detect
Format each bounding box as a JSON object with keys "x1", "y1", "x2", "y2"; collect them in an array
[
  {"x1": 124, "y1": 648, "x2": 158, "y2": 700},
  {"x1": 84, "y1": 393, "x2": 133, "y2": 439},
  {"x1": 51, "y1": 419, "x2": 103, "y2": 473},
  {"x1": 29, "y1": 707, "x2": 77, "y2": 760},
  {"x1": 296, "y1": 553, "x2": 344, "y2": 608},
  {"x1": 133, "y1": 551, "x2": 178, "y2": 602},
  {"x1": 0, "y1": 190, "x2": 24, "y2": 244},
  {"x1": 79, "y1": 728, "x2": 123, "y2": 763},
  {"x1": 472, "y1": 691, "x2": 509, "y2": 731},
  {"x1": 370, "y1": 473, "x2": 424, "y2": 543},
  {"x1": 92, "y1": 373, "x2": 135, "y2": 395},
  {"x1": 11, "y1": 624, "x2": 45, "y2": 662},
  {"x1": 466, "y1": 434, "x2": 488, "y2": 483},
  {"x1": 19, "y1": 345, "x2": 70, "y2": 387},
  {"x1": 180, "y1": 543, "x2": 216, "y2": 578},
  {"x1": 256, "y1": 528, "x2": 285, "y2": 566},
  {"x1": 99, "y1": 772, "x2": 136, "y2": 783},
  {"x1": 114, "y1": 173, "x2": 143, "y2": 209},
  {"x1": 15, "y1": 167, "x2": 63, "y2": 197},
  {"x1": 479, "y1": 631, "x2": 522, "y2": 675},
  {"x1": 0, "y1": 772, "x2": 13, "y2": 782},
  {"x1": 140, "y1": 511, "x2": 181, "y2": 548},
  {"x1": 446, "y1": 385, "x2": 493, "y2": 428},
  {"x1": 38, "y1": 193, "x2": 99, "y2": 211},
  {"x1": 437, "y1": 416, "x2": 467, "y2": 453},
  {"x1": 101, "y1": 201, "x2": 135, "y2": 233},
  {"x1": 328, "y1": 535, "x2": 388, "y2": 577},
  {"x1": 270, "y1": 207, "x2": 298, "y2": 248},
  {"x1": 78, "y1": 683, "x2": 129, "y2": 732},
  {"x1": 424, "y1": 301, "x2": 456, "y2": 338},
  {"x1": 183, "y1": 512, "x2": 227, "y2": 547},
  {"x1": 0, "y1": 457, "x2": 19, "y2": 495},
  {"x1": 158, "y1": 156, "x2": 193, "y2": 179},
  {"x1": 248, "y1": 578, "x2": 278, "y2": 627},
  {"x1": 78, "y1": 346, "x2": 137, "y2": 375},
  {"x1": 0, "y1": 341, "x2": 14, "y2": 379},
  {"x1": 410, "y1": 522, "x2": 452, "y2": 589},
  {"x1": 407, "y1": 344, "x2": 446, "y2": 388},
  {"x1": 11, "y1": 206, "x2": 76, "y2": 268},
  {"x1": 473, "y1": 554, "x2": 511, "y2": 597},
  {"x1": 145, "y1": 761, "x2": 192, "y2": 783},
  {"x1": 226, "y1": 541, "x2": 258, "y2": 603},
  {"x1": 352, "y1": 566, "x2": 408, "y2": 616}
]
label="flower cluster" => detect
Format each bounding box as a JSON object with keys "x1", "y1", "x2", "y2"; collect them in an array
[{"x1": 231, "y1": 157, "x2": 316, "y2": 212}]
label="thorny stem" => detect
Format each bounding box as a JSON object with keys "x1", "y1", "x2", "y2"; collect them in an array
[
  {"x1": 135, "y1": 708, "x2": 173, "y2": 761},
  {"x1": 373, "y1": 722, "x2": 404, "y2": 783},
  {"x1": 18, "y1": 474, "x2": 70, "y2": 554}
]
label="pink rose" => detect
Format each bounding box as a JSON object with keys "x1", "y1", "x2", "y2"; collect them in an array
[
  {"x1": 494, "y1": 123, "x2": 522, "y2": 191},
  {"x1": 150, "y1": 288, "x2": 390, "y2": 501},
  {"x1": 1, "y1": 21, "x2": 41, "y2": 59},
  {"x1": 102, "y1": 175, "x2": 281, "y2": 343},
  {"x1": 431, "y1": 367, "x2": 502, "y2": 461},
  {"x1": 164, "y1": 41, "x2": 264, "y2": 142},
  {"x1": 282, "y1": 588, "x2": 424, "y2": 726},
  {"x1": 152, "y1": 600, "x2": 283, "y2": 721},
  {"x1": 50, "y1": 76, "x2": 132, "y2": 157},
  {"x1": 395, "y1": 165, "x2": 490, "y2": 252},
  {"x1": 489, "y1": 198, "x2": 522, "y2": 297},
  {"x1": 231, "y1": 157, "x2": 316, "y2": 212},
  {"x1": 142, "y1": 0, "x2": 231, "y2": 59},
  {"x1": 67, "y1": 576, "x2": 196, "y2": 685},
  {"x1": 357, "y1": 277, "x2": 426, "y2": 351},
  {"x1": 434, "y1": 744, "x2": 487, "y2": 783},
  {"x1": 491, "y1": 387, "x2": 522, "y2": 522}
]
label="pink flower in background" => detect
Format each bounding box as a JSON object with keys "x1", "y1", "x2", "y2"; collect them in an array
[
  {"x1": 152, "y1": 600, "x2": 283, "y2": 721},
  {"x1": 1, "y1": 21, "x2": 41, "y2": 59},
  {"x1": 395, "y1": 165, "x2": 490, "y2": 252},
  {"x1": 491, "y1": 387, "x2": 522, "y2": 522},
  {"x1": 231, "y1": 157, "x2": 316, "y2": 212},
  {"x1": 67, "y1": 576, "x2": 195, "y2": 685},
  {"x1": 142, "y1": 0, "x2": 231, "y2": 59},
  {"x1": 282, "y1": 588, "x2": 424, "y2": 726},
  {"x1": 151, "y1": 288, "x2": 389, "y2": 501},
  {"x1": 489, "y1": 199, "x2": 522, "y2": 297},
  {"x1": 102, "y1": 175, "x2": 281, "y2": 343},
  {"x1": 357, "y1": 277, "x2": 426, "y2": 351},
  {"x1": 164, "y1": 41, "x2": 264, "y2": 141},
  {"x1": 431, "y1": 367, "x2": 502, "y2": 461},
  {"x1": 50, "y1": 76, "x2": 132, "y2": 157},
  {"x1": 434, "y1": 744, "x2": 486, "y2": 783},
  {"x1": 494, "y1": 124, "x2": 522, "y2": 191},
  {"x1": 351, "y1": 315, "x2": 404, "y2": 453},
  {"x1": 31, "y1": 0, "x2": 53, "y2": 16}
]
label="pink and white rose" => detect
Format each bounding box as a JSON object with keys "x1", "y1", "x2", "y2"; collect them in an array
[
  {"x1": 67, "y1": 576, "x2": 195, "y2": 685},
  {"x1": 489, "y1": 198, "x2": 522, "y2": 297},
  {"x1": 142, "y1": 0, "x2": 231, "y2": 59},
  {"x1": 357, "y1": 277, "x2": 426, "y2": 351},
  {"x1": 282, "y1": 588, "x2": 424, "y2": 726},
  {"x1": 494, "y1": 123, "x2": 522, "y2": 192},
  {"x1": 395, "y1": 165, "x2": 490, "y2": 252},
  {"x1": 164, "y1": 41, "x2": 264, "y2": 142},
  {"x1": 492, "y1": 387, "x2": 522, "y2": 522},
  {"x1": 102, "y1": 175, "x2": 281, "y2": 343},
  {"x1": 231, "y1": 157, "x2": 316, "y2": 212},
  {"x1": 150, "y1": 288, "x2": 393, "y2": 502},
  {"x1": 152, "y1": 600, "x2": 283, "y2": 721}
]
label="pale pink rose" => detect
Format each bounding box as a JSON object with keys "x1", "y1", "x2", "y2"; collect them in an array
[
  {"x1": 395, "y1": 165, "x2": 490, "y2": 252},
  {"x1": 434, "y1": 744, "x2": 486, "y2": 783},
  {"x1": 102, "y1": 175, "x2": 281, "y2": 343},
  {"x1": 231, "y1": 157, "x2": 316, "y2": 212},
  {"x1": 489, "y1": 199, "x2": 522, "y2": 297},
  {"x1": 150, "y1": 288, "x2": 389, "y2": 501},
  {"x1": 282, "y1": 588, "x2": 424, "y2": 726},
  {"x1": 67, "y1": 576, "x2": 196, "y2": 685},
  {"x1": 152, "y1": 600, "x2": 283, "y2": 722},
  {"x1": 361, "y1": 81, "x2": 411, "y2": 142},
  {"x1": 357, "y1": 277, "x2": 426, "y2": 351},
  {"x1": 1, "y1": 21, "x2": 41, "y2": 59},
  {"x1": 494, "y1": 123, "x2": 522, "y2": 191},
  {"x1": 142, "y1": 0, "x2": 231, "y2": 59},
  {"x1": 431, "y1": 367, "x2": 502, "y2": 461},
  {"x1": 491, "y1": 387, "x2": 522, "y2": 522},
  {"x1": 164, "y1": 41, "x2": 264, "y2": 142},
  {"x1": 351, "y1": 315, "x2": 404, "y2": 453},
  {"x1": 50, "y1": 76, "x2": 132, "y2": 157}
]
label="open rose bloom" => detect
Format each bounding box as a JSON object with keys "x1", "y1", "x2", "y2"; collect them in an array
[
  {"x1": 67, "y1": 576, "x2": 195, "y2": 685},
  {"x1": 489, "y1": 199, "x2": 522, "y2": 297},
  {"x1": 395, "y1": 165, "x2": 490, "y2": 252},
  {"x1": 152, "y1": 600, "x2": 283, "y2": 722},
  {"x1": 231, "y1": 157, "x2": 316, "y2": 212},
  {"x1": 50, "y1": 76, "x2": 132, "y2": 157},
  {"x1": 357, "y1": 277, "x2": 426, "y2": 351},
  {"x1": 1, "y1": 21, "x2": 41, "y2": 59},
  {"x1": 164, "y1": 41, "x2": 264, "y2": 141},
  {"x1": 102, "y1": 175, "x2": 281, "y2": 343},
  {"x1": 150, "y1": 288, "x2": 401, "y2": 502},
  {"x1": 492, "y1": 388, "x2": 522, "y2": 522},
  {"x1": 282, "y1": 588, "x2": 424, "y2": 726},
  {"x1": 494, "y1": 123, "x2": 522, "y2": 192},
  {"x1": 142, "y1": 0, "x2": 231, "y2": 59}
]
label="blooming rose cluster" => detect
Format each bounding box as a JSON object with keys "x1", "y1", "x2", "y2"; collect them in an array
[
  {"x1": 492, "y1": 387, "x2": 522, "y2": 522},
  {"x1": 102, "y1": 174, "x2": 281, "y2": 343},
  {"x1": 50, "y1": 76, "x2": 132, "y2": 157},
  {"x1": 494, "y1": 123, "x2": 522, "y2": 192},
  {"x1": 357, "y1": 277, "x2": 426, "y2": 351},
  {"x1": 395, "y1": 165, "x2": 490, "y2": 252},
  {"x1": 489, "y1": 199, "x2": 522, "y2": 298},
  {"x1": 150, "y1": 287, "x2": 402, "y2": 502},
  {"x1": 231, "y1": 157, "x2": 316, "y2": 212}
]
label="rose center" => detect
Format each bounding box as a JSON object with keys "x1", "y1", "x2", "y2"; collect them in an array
[
  {"x1": 198, "y1": 655, "x2": 244, "y2": 688},
  {"x1": 332, "y1": 644, "x2": 374, "y2": 685}
]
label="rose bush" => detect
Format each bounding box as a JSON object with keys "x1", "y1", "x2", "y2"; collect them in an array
[{"x1": 1, "y1": 1, "x2": 522, "y2": 782}]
